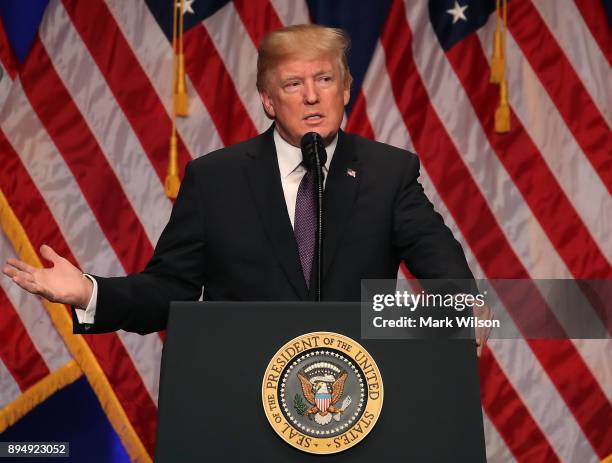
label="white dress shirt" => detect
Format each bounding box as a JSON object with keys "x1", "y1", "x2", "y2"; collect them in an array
[{"x1": 74, "y1": 128, "x2": 337, "y2": 324}]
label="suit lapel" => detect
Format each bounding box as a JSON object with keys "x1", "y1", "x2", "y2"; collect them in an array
[
  {"x1": 322, "y1": 130, "x2": 361, "y2": 280},
  {"x1": 243, "y1": 126, "x2": 309, "y2": 299}
]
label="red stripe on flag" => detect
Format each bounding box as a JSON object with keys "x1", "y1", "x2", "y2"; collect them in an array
[
  {"x1": 380, "y1": 0, "x2": 612, "y2": 458},
  {"x1": 19, "y1": 39, "x2": 154, "y2": 273},
  {"x1": 0, "y1": 130, "x2": 158, "y2": 455},
  {"x1": 0, "y1": 16, "x2": 17, "y2": 79},
  {"x1": 479, "y1": 348, "x2": 561, "y2": 462},
  {"x1": 62, "y1": 0, "x2": 191, "y2": 180},
  {"x1": 184, "y1": 23, "x2": 258, "y2": 145},
  {"x1": 345, "y1": 90, "x2": 376, "y2": 140},
  {"x1": 507, "y1": 0, "x2": 612, "y2": 195},
  {"x1": 446, "y1": 35, "x2": 612, "y2": 282},
  {"x1": 233, "y1": 0, "x2": 284, "y2": 47},
  {"x1": 0, "y1": 287, "x2": 50, "y2": 391},
  {"x1": 573, "y1": 0, "x2": 612, "y2": 67}
]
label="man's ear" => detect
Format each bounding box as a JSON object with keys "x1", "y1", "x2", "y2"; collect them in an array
[{"x1": 259, "y1": 90, "x2": 276, "y2": 120}]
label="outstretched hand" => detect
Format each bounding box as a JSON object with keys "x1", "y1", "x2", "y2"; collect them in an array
[
  {"x1": 2, "y1": 244, "x2": 92, "y2": 308},
  {"x1": 474, "y1": 303, "x2": 493, "y2": 358}
]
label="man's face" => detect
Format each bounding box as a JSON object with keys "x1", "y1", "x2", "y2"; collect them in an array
[{"x1": 259, "y1": 55, "x2": 350, "y2": 147}]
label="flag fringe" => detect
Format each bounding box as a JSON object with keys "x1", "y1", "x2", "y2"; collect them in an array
[
  {"x1": 0, "y1": 361, "x2": 82, "y2": 432},
  {"x1": 174, "y1": 54, "x2": 189, "y2": 116},
  {"x1": 165, "y1": 133, "x2": 180, "y2": 198},
  {"x1": 490, "y1": 30, "x2": 504, "y2": 83},
  {"x1": 495, "y1": 79, "x2": 511, "y2": 133}
]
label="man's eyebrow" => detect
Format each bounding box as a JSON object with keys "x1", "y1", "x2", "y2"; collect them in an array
[
  {"x1": 280, "y1": 69, "x2": 335, "y2": 82},
  {"x1": 280, "y1": 75, "x2": 302, "y2": 83}
]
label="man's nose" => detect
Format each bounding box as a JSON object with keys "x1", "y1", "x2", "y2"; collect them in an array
[{"x1": 303, "y1": 80, "x2": 319, "y2": 104}]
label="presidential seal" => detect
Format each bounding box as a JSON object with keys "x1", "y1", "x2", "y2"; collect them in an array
[{"x1": 262, "y1": 332, "x2": 383, "y2": 454}]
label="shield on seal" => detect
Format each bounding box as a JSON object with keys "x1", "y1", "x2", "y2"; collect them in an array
[{"x1": 315, "y1": 392, "x2": 332, "y2": 413}]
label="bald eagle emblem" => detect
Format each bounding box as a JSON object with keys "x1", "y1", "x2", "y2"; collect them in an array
[{"x1": 296, "y1": 361, "x2": 352, "y2": 425}]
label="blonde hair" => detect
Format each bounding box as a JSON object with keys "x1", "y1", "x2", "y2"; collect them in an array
[{"x1": 256, "y1": 24, "x2": 353, "y2": 91}]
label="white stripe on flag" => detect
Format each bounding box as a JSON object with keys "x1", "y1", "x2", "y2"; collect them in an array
[
  {"x1": 269, "y1": 0, "x2": 311, "y2": 26},
  {"x1": 0, "y1": 359, "x2": 21, "y2": 408},
  {"x1": 482, "y1": 413, "x2": 517, "y2": 463},
  {"x1": 571, "y1": 339, "x2": 612, "y2": 401},
  {"x1": 531, "y1": 0, "x2": 612, "y2": 126},
  {"x1": 0, "y1": 61, "x2": 12, "y2": 111}
]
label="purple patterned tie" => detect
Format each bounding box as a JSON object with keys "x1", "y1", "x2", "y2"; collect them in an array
[{"x1": 294, "y1": 168, "x2": 316, "y2": 287}]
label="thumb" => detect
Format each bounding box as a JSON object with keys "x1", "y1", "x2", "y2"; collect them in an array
[{"x1": 40, "y1": 244, "x2": 61, "y2": 265}]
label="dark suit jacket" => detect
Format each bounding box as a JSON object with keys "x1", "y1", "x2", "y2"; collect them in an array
[{"x1": 73, "y1": 125, "x2": 473, "y2": 334}]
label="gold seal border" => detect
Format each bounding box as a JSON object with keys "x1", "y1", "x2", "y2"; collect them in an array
[{"x1": 261, "y1": 331, "x2": 384, "y2": 455}]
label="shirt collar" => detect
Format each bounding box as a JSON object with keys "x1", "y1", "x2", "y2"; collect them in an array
[{"x1": 274, "y1": 128, "x2": 337, "y2": 179}]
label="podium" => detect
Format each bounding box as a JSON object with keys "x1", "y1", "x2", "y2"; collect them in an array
[{"x1": 154, "y1": 302, "x2": 486, "y2": 462}]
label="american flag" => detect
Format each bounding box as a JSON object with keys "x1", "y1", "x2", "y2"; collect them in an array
[{"x1": 0, "y1": 0, "x2": 610, "y2": 461}]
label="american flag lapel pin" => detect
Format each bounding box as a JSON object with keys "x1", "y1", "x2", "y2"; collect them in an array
[{"x1": 346, "y1": 168, "x2": 356, "y2": 178}]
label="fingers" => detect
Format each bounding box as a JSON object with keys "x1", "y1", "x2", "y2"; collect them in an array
[
  {"x1": 476, "y1": 338, "x2": 483, "y2": 358},
  {"x1": 40, "y1": 244, "x2": 60, "y2": 265},
  {"x1": 4, "y1": 258, "x2": 37, "y2": 275},
  {"x1": 3, "y1": 265, "x2": 32, "y2": 281},
  {"x1": 8, "y1": 273, "x2": 45, "y2": 296},
  {"x1": 5, "y1": 269, "x2": 55, "y2": 301},
  {"x1": 3, "y1": 261, "x2": 48, "y2": 298},
  {"x1": 3, "y1": 265, "x2": 36, "y2": 287}
]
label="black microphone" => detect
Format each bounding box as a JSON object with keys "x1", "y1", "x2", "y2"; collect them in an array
[
  {"x1": 300, "y1": 132, "x2": 327, "y2": 170},
  {"x1": 299, "y1": 132, "x2": 327, "y2": 302}
]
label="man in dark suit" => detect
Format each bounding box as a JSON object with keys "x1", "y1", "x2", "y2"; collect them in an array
[{"x1": 3, "y1": 24, "x2": 482, "y2": 349}]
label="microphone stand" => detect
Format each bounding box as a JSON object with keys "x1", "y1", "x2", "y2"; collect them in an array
[{"x1": 312, "y1": 140, "x2": 325, "y2": 302}]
